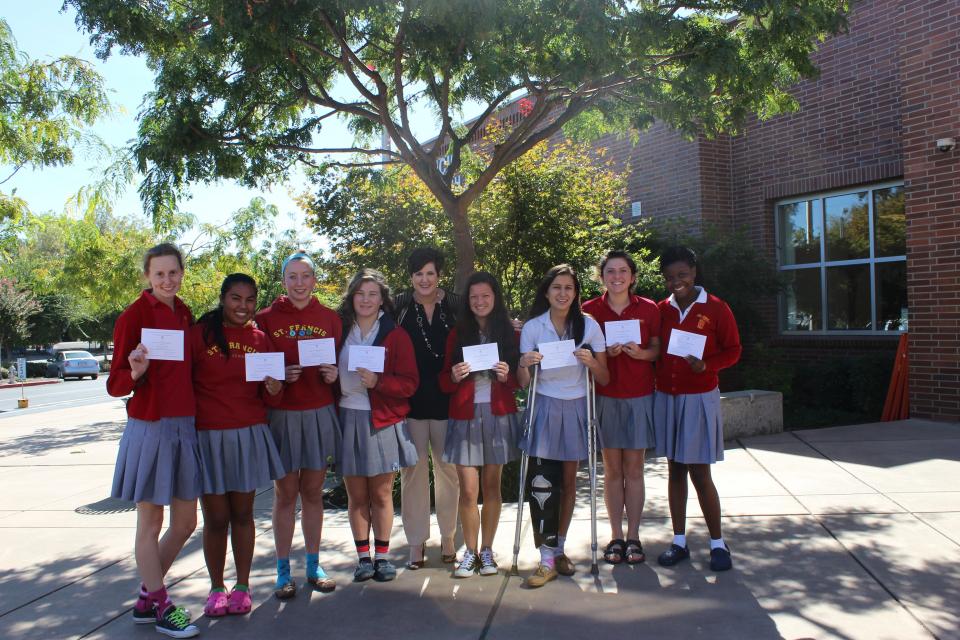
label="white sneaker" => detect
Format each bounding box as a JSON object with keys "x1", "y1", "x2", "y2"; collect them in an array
[
  {"x1": 454, "y1": 549, "x2": 479, "y2": 578},
  {"x1": 479, "y1": 548, "x2": 498, "y2": 576}
]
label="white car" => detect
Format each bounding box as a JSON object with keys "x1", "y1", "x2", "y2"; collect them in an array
[{"x1": 50, "y1": 350, "x2": 100, "y2": 380}]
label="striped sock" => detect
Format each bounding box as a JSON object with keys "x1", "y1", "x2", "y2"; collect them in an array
[
  {"x1": 355, "y1": 539, "x2": 371, "y2": 562},
  {"x1": 374, "y1": 539, "x2": 390, "y2": 561}
]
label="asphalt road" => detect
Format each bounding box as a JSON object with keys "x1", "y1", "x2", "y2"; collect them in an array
[{"x1": 0, "y1": 377, "x2": 120, "y2": 416}]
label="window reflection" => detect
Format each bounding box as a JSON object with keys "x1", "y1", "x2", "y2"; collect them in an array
[
  {"x1": 825, "y1": 192, "x2": 869, "y2": 261},
  {"x1": 827, "y1": 264, "x2": 872, "y2": 330},
  {"x1": 874, "y1": 187, "x2": 906, "y2": 257},
  {"x1": 778, "y1": 200, "x2": 822, "y2": 265}
]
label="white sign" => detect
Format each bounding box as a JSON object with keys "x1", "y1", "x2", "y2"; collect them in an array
[
  {"x1": 348, "y1": 345, "x2": 386, "y2": 373},
  {"x1": 604, "y1": 320, "x2": 642, "y2": 346},
  {"x1": 140, "y1": 328, "x2": 185, "y2": 361},
  {"x1": 16, "y1": 357, "x2": 26, "y2": 380},
  {"x1": 244, "y1": 352, "x2": 286, "y2": 382},
  {"x1": 462, "y1": 343, "x2": 500, "y2": 372},
  {"x1": 666, "y1": 329, "x2": 707, "y2": 360},
  {"x1": 538, "y1": 339, "x2": 578, "y2": 370},
  {"x1": 297, "y1": 338, "x2": 337, "y2": 367}
]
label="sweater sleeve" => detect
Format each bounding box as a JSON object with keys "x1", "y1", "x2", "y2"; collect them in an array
[
  {"x1": 438, "y1": 330, "x2": 461, "y2": 394},
  {"x1": 375, "y1": 329, "x2": 420, "y2": 399},
  {"x1": 106, "y1": 305, "x2": 141, "y2": 398},
  {"x1": 703, "y1": 301, "x2": 742, "y2": 373}
]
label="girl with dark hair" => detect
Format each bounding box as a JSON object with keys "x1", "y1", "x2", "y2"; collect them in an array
[
  {"x1": 583, "y1": 251, "x2": 661, "y2": 565},
  {"x1": 336, "y1": 269, "x2": 419, "y2": 583},
  {"x1": 191, "y1": 274, "x2": 285, "y2": 617},
  {"x1": 395, "y1": 247, "x2": 462, "y2": 569},
  {"x1": 439, "y1": 271, "x2": 521, "y2": 578},
  {"x1": 108, "y1": 242, "x2": 200, "y2": 637},
  {"x1": 516, "y1": 264, "x2": 609, "y2": 588},
  {"x1": 255, "y1": 252, "x2": 342, "y2": 598},
  {"x1": 654, "y1": 247, "x2": 741, "y2": 572}
]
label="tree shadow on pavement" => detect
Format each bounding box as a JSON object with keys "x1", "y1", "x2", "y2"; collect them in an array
[{"x1": 0, "y1": 420, "x2": 125, "y2": 458}]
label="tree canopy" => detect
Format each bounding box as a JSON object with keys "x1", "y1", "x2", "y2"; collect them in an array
[{"x1": 67, "y1": 0, "x2": 849, "y2": 283}]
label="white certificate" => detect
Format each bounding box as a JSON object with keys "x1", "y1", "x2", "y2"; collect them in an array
[
  {"x1": 538, "y1": 339, "x2": 578, "y2": 370},
  {"x1": 348, "y1": 345, "x2": 386, "y2": 373},
  {"x1": 297, "y1": 338, "x2": 337, "y2": 366},
  {"x1": 245, "y1": 352, "x2": 286, "y2": 382},
  {"x1": 667, "y1": 329, "x2": 707, "y2": 360},
  {"x1": 604, "y1": 320, "x2": 642, "y2": 346},
  {"x1": 140, "y1": 328, "x2": 184, "y2": 361},
  {"x1": 462, "y1": 343, "x2": 500, "y2": 372}
]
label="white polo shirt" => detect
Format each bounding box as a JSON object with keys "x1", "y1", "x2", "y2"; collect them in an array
[{"x1": 520, "y1": 311, "x2": 606, "y2": 400}]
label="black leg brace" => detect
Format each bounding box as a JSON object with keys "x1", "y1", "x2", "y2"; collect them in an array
[{"x1": 527, "y1": 456, "x2": 563, "y2": 548}]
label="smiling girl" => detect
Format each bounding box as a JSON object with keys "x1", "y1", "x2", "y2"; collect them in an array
[
  {"x1": 516, "y1": 264, "x2": 608, "y2": 588},
  {"x1": 109, "y1": 243, "x2": 200, "y2": 638}
]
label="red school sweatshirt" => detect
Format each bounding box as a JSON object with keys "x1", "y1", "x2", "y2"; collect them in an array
[
  {"x1": 255, "y1": 295, "x2": 342, "y2": 411},
  {"x1": 438, "y1": 329, "x2": 520, "y2": 420},
  {"x1": 190, "y1": 323, "x2": 283, "y2": 430},
  {"x1": 107, "y1": 290, "x2": 195, "y2": 420}
]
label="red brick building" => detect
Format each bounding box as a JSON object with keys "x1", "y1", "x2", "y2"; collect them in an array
[{"x1": 587, "y1": 0, "x2": 957, "y2": 421}]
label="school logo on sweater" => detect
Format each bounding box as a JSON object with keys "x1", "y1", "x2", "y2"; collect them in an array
[
  {"x1": 276, "y1": 324, "x2": 329, "y2": 339},
  {"x1": 207, "y1": 342, "x2": 258, "y2": 357},
  {"x1": 696, "y1": 314, "x2": 711, "y2": 330}
]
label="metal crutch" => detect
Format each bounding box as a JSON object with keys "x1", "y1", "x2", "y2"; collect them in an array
[
  {"x1": 510, "y1": 364, "x2": 539, "y2": 576},
  {"x1": 587, "y1": 370, "x2": 600, "y2": 576}
]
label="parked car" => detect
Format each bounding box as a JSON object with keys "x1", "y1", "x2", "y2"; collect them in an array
[{"x1": 47, "y1": 351, "x2": 100, "y2": 380}]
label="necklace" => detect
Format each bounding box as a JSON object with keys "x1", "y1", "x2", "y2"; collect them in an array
[{"x1": 415, "y1": 299, "x2": 449, "y2": 359}]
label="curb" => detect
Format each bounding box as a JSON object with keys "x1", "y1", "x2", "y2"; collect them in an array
[{"x1": 0, "y1": 379, "x2": 62, "y2": 390}]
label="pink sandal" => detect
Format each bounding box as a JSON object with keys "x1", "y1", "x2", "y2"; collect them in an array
[
  {"x1": 227, "y1": 589, "x2": 252, "y2": 615},
  {"x1": 203, "y1": 590, "x2": 229, "y2": 617}
]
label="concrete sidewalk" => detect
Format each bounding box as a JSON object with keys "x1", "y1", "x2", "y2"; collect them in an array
[{"x1": 0, "y1": 402, "x2": 957, "y2": 640}]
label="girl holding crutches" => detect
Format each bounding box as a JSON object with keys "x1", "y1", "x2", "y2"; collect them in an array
[
  {"x1": 516, "y1": 264, "x2": 608, "y2": 588},
  {"x1": 654, "y1": 247, "x2": 741, "y2": 572},
  {"x1": 108, "y1": 243, "x2": 200, "y2": 638},
  {"x1": 582, "y1": 251, "x2": 661, "y2": 565},
  {"x1": 439, "y1": 271, "x2": 521, "y2": 578}
]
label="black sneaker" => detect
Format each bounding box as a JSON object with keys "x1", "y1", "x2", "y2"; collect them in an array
[
  {"x1": 156, "y1": 605, "x2": 198, "y2": 638},
  {"x1": 373, "y1": 559, "x2": 397, "y2": 582},
  {"x1": 657, "y1": 544, "x2": 690, "y2": 567},
  {"x1": 709, "y1": 545, "x2": 733, "y2": 571},
  {"x1": 132, "y1": 598, "x2": 154, "y2": 625},
  {"x1": 354, "y1": 559, "x2": 376, "y2": 582}
]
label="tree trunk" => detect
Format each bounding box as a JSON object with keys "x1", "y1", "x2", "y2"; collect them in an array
[{"x1": 444, "y1": 199, "x2": 476, "y2": 293}]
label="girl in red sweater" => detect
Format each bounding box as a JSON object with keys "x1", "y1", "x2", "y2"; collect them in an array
[
  {"x1": 439, "y1": 271, "x2": 521, "y2": 578},
  {"x1": 654, "y1": 247, "x2": 741, "y2": 572},
  {"x1": 108, "y1": 243, "x2": 200, "y2": 638},
  {"x1": 336, "y1": 269, "x2": 419, "y2": 583},
  {"x1": 255, "y1": 253, "x2": 342, "y2": 598},
  {"x1": 191, "y1": 274, "x2": 285, "y2": 617}
]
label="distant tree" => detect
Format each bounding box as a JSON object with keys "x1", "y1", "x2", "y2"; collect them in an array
[
  {"x1": 0, "y1": 278, "x2": 41, "y2": 361},
  {"x1": 67, "y1": 0, "x2": 849, "y2": 286}
]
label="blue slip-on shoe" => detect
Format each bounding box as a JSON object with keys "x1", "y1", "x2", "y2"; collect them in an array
[
  {"x1": 657, "y1": 544, "x2": 690, "y2": 567},
  {"x1": 709, "y1": 545, "x2": 733, "y2": 572},
  {"x1": 373, "y1": 559, "x2": 397, "y2": 582},
  {"x1": 354, "y1": 560, "x2": 376, "y2": 582}
]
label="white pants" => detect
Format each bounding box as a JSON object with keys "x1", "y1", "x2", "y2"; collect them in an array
[{"x1": 400, "y1": 418, "x2": 460, "y2": 547}]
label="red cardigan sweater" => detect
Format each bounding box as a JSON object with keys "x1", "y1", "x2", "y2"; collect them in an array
[
  {"x1": 438, "y1": 329, "x2": 520, "y2": 420},
  {"x1": 656, "y1": 292, "x2": 741, "y2": 395},
  {"x1": 359, "y1": 315, "x2": 420, "y2": 428},
  {"x1": 107, "y1": 290, "x2": 195, "y2": 420}
]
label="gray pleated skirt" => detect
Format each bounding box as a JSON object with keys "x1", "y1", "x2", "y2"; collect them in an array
[
  {"x1": 111, "y1": 416, "x2": 202, "y2": 505},
  {"x1": 442, "y1": 403, "x2": 521, "y2": 466},
  {"x1": 198, "y1": 424, "x2": 286, "y2": 495},
  {"x1": 654, "y1": 388, "x2": 724, "y2": 464},
  {"x1": 519, "y1": 394, "x2": 588, "y2": 462},
  {"x1": 339, "y1": 408, "x2": 419, "y2": 477},
  {"x1": 596, "y1": 394, "x2": 656, "y2": 451},
  {"x1": 268, "y1": 405, "x2": 341, "y2": 474}
]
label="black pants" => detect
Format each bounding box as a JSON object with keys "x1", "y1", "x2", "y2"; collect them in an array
[{"x1": 526, "y1": 456, "x2": 563, "y2": 548}]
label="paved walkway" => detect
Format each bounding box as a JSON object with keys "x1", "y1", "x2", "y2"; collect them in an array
[{"x1": 0, "y1": 401, "x2": 957, "y2": 640}]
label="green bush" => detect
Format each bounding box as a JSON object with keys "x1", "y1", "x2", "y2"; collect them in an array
[
  {"x1": 784, "y1": 353, "x2": 893, "y2": 429},
  {"x1": 26, "y1": 361, "x2": 48, "y2": 378}
]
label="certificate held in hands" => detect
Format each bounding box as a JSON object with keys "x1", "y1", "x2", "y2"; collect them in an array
[
  {"x1": 538, "y1": 339, "x2": 578, "y2": 370},
  {"x1": 604, "y1": 319, "x2": 642, "y2": 346},
  {"x1": 348, "y1": 345, "x2": 386, "y2": 373},
  {"x1": 297, "y1": 338, "x2": 337, "y2": 367},
  {"x1": 140, "y1": 328, "x2": 185, "y2": 361},
  {"x1": 462, "y1": 343, "x2": 500, "y2": 372},
  {"x1": 667, "y1": 329, "x2": 707, "y2": 360},
  {"x1": 245, "y1": 352, "x2": 285, "y2": 382}
]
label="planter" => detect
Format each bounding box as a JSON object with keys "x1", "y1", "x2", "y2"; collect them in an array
[{"x1": 17, "y1": 398, "x2": 29, "y2": 409}]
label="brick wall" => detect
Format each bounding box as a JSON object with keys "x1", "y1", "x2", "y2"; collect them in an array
[{"x1": 899, "y1": 0, "x2": 960, "y2": 420}]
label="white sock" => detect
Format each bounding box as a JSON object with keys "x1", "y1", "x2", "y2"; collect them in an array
[
  {"x1": 539, "y1": 545, "x2": 556, "y2": 568},
  {"x1": 673, "y1": 533, "x2": 687, "y2": 548},
  {"x1": 710, "y1": 537, "x2": 726, "y2": 551},
  {"x1": 556, "y1": 535, "x2": 566, "y2": 554}
]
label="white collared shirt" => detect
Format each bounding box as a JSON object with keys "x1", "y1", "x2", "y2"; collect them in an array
[
  {"x1": 519, "y1": 311, "x2": 606, "y2": 400},
  {"x1": 338, "y1": 312, "x2": 383, "y2": 410},
  {"x1": 668, "y1": 286, "x2": 708, "y2": 323}
]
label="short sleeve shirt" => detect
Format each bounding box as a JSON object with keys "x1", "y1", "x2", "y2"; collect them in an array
[{"x1": 519, "y1": 311, "x2": 606, "y2": 400}]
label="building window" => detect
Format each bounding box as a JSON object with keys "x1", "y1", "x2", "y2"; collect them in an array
[{"x1": 776, "y1": 182, "x2": 906, "y2": 334}]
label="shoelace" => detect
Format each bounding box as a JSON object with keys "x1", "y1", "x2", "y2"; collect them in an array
[
  {"x1": 460, "y1": 550, "x2": 477, "y2": 568},
  {"x1": 165, "y1": 607, "x2": 190, "y2": 628},
  {"x1": 479, "y1": 549, "x2": 495, "y2": 567}
]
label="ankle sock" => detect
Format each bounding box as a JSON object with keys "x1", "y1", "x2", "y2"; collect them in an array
[
  {"x1": 135, "y1": 584, "x2": 152, "y2": 612},
  {"x1": 233, "y1": 584, "x2": 248, "y2": 593},
  {"x1": 147, "y1": 587, "x2": 173, "y2": 615},
  {"x1": 374, "y1": 539, "x2": 390, "y2": 561},
  {"x1": 306, "y1": 552, "x2": 325, "y2": 579},
  {"x1": 209, "y1": 586, "x2": 227, "y2": 593},
  {"x1": 709, "y1": 537, "x2": 726, "y2": 551},
  {"x1": 673, "y1": 533, "x2": 687, "y2": 548},
  {"x1": 355, "y1": 538, "x2": 371, "y2": 561},
  {"x1": 556, "y1": 535, "x2": 566, "y2": 555},
  {"x1": 276, "y1": 558, "x2": 291, "y2": 588},
  {"x1": 539, "y1": 545, "x2": 556, "y2": 569}
]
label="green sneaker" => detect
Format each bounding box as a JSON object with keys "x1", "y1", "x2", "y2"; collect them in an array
[{"x1": 155, "y1": 605, "x2": 198, "y2": 638}]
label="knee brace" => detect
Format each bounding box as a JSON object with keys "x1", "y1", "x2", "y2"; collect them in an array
[{"x1": 527, "y1": 457, "x2": 563, "y2": 548}]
